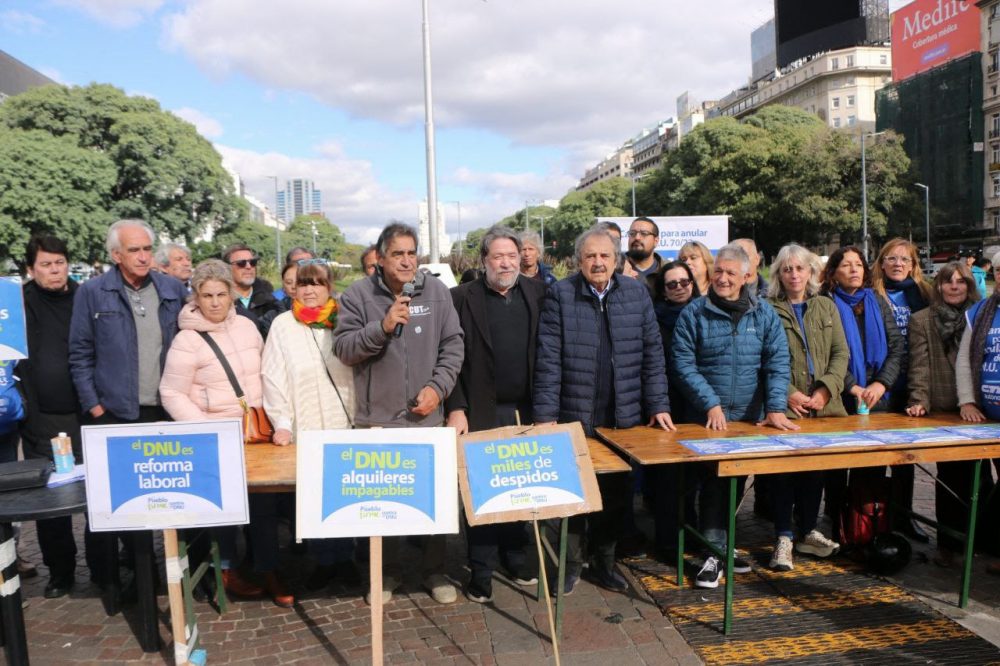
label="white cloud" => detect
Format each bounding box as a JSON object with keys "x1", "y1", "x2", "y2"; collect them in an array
[
  {"x1": 161, "y1": 0, "x2": 779, "y2": 166},
  {"x1": 0, "y1": 10, "x2": 45, "y2": 34},
  {"x1": 173, "y1": 107, "x2": 224, "y2": 139},
  {"x1": 52, "y1": 0, "x2": 164, "y2": 28},
  {"x1": 216, "y1": 144, "x2": 417, "y2": 245}
]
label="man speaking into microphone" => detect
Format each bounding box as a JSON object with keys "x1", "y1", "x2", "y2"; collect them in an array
[{"x1": 334, "y1": 222, "x2": 464, "y2": 604}]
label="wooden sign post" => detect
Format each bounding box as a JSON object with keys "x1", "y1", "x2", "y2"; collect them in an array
[
  {"x1": 296, "y1": 427, "x2": 459, "y2": 665},
  {"x1": 457, "y1": 422, "x2": 602, "y2": 662}
]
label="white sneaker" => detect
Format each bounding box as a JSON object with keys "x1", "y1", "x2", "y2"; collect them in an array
[
  {"x1": 365, "y1": 575, "x2": 399, "y2": 605},
  {"x1": 795, "y1": 530, "x2": 840, "y2": 558},
  {"x1": 770, "y1": 536, "x2": 794, "y2": 571},
  {"x1": 424, "y1": 574, "x2": 457, "y2": 604}
]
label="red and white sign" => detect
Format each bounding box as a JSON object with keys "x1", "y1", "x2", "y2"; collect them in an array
[{"x1": 891, "y1": 0, "x2": 980, "y2": 82}]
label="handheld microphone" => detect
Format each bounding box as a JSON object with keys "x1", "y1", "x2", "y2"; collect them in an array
[{"x1": 393, "y1": 282, "x2": 415, "y2": 337}]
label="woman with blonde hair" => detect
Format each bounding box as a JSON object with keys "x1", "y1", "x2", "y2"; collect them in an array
[
  {"x1": 262, "y1": 260, "x2": 357, "y2": 591},
  {"x1": 871, "y1": 237, "x2": 934, "y2": 541},
  {"x1": 678, "y1": 240, "x2": 713, "y2": 295},
  {"x1": 765, "y1": 244, "x2": 848, "y2": 570}
]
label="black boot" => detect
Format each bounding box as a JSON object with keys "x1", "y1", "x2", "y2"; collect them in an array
[{"x1": 892, "y1": 465, "x2": 929, "y2": 543}]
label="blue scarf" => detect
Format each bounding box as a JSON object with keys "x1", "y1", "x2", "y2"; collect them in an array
[{"x1": 832, "y1": 286, "x2": 888, "y2": 388}]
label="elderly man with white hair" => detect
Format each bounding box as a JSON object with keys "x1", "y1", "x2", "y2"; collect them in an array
[
  {"x1": 155, "y1": 242, "x2": 193, "y2": 289},
  {"x1": 518, "y1": 231, "x2": 556, "y2": 286},
  {"x1": 669, "y1": 241, "x2": 796, "y2": 589},
  {"x1": 69, "y1": 219, "x2": 187, "y2": 625}
]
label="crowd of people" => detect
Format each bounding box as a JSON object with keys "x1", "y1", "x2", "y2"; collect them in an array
[{"x1": 11, "y1": 215, "x2": 1000, "y2": 610}]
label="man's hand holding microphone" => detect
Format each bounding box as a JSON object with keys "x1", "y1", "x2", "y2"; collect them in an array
[{"x1": 381, "y1": 282, "x2": 415, "y2": 336}]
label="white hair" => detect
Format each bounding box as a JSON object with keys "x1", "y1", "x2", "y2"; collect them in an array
[{"x1": 106, "y1": 219, "x2": 155, "y2": 259}]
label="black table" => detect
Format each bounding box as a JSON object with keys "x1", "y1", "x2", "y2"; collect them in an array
[{"x1": 0, "y1": 481, "x2": 87, "y2": 666}]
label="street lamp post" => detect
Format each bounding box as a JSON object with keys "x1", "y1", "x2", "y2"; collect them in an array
[
  {"x1": 861, "y1": 130, "x2": 887, "y2": 261},
  {"x1": 915, "y1": 183, "x2": 930, "y2": 266},
  {"x1": 631, "y1": 173, "x2": 649, "y2": 217},
  {"x1": 421, "y1": 0, "x2": 440, "y2": 262},
  {"x1": 268, "y1": 176, "x2": 282, "y2": 265}
]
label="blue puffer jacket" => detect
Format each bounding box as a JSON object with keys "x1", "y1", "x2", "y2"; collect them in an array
[
  {"x1": 669, "y1": 292, "x2": 790, "y2": 423},
  {"x1": 534, "y1": 272, "x2": 669, "y2": 435}
]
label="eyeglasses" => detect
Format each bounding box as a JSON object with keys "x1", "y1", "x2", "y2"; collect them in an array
[
  {"x1": 297, "y1": 258, "x2": 327, "y2": 267},
  {"x1": 883, "y1": 256, "x2": 912, "y2": 265},
  {"x1": 627, "y1": 230, "x2": 656, "y2": 238},
  {"x1": 129, "y1": 292, "x2": 146, "y2": 317},
  {"x1": 230, "y1": 258, "x2": 259, "y2": 268},
  {"x1": 664, "y1": 278, "x2": 692, "y2": 290}
]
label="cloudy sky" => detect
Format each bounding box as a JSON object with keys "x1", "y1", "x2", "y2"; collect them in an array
[{"x1": 0, "y1": 0, "x2": 911, "y2": 245}]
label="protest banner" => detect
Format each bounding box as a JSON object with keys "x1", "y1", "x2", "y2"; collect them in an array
[
  {"x1": 296, "y1": 427, "x2": 458, "y2": 665},
  {"x1": 295, "y1": 427, "x2": 459, "y2": 539},
  {"x1": 597, "y1": 215, "x2": 729, "y2": 259},
  {"x1": 0, "y1": 277, "x2": 27, "y2": 361},
  {"x1": 83, "y1": 419, "x2": 248, "y2": 531},
  {"x1": 457, "y1": 422, "x2": 601, "y2": 527}
]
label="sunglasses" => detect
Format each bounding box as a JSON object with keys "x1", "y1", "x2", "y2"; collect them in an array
[
  {"x1": 665, "y1": 278, "x2": 692, "y2": 290},
  {"x1": 297, "y1": 258, "x2": 327, "y2": 266},
  {"x1": 230, "y1": 258, "x2": 259, "y2": 268}
]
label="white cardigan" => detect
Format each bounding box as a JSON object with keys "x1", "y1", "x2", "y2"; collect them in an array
[{"x1": 262, "y1": 311, "x2": 355, "y2": 440}]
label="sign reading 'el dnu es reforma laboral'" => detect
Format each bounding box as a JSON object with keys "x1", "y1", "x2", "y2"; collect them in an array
[
  {"x1": 296, "y1": 428, "x2": 458, "y2": 539},
  {"x1": 458, "y1": 423, "x2": 602, "y2": 527},
  {"x1": 83, "y1": 419, "x2": 249, "y2": 531}
]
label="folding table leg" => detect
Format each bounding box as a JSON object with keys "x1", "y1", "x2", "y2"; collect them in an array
[
  {"x1": 960, "y1": 459, "x2": 982, "y2": 608},
  {"x1": 0, "y1": 522, "x2": 28, "y2": 665},
  {"x1": 676, "y1": 464, "x2": 685, "y2": 587},
  {"x1": 723, "y1": 476, "x2": 737, "y2": 636}
]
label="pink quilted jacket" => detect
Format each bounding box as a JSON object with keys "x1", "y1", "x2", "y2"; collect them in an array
[{"x1": 159, "y1": 303, "x2": 264, "y2": 421}]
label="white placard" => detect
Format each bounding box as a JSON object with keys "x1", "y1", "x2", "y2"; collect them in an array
[
  {"x1": 296, "y1": 427, "x2": 459, "y2": 539},
  {"x1": 598, "y1": 215, "x2": 729, "y2": 258},
  {"x1": 83, "y1": 419, "x2": 249, "y2": 531}
]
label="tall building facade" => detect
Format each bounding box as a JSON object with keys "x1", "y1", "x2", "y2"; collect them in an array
[
  {"x1": 715, "y1": 45, "x2": 891, "y2": 133},
  {"x1": 276, "y1": 179, "x2": 322, "y2": 223},
  {"x1": 980, "y1": 0, "x2": 1000, "y2": 236}
]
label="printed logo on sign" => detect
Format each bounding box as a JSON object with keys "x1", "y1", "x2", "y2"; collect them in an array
[
  {"x1": 464, "y1": 432, "x2": 585, "y2": 515},
  {"x1": 108, "y1": 433, "x2": 223, "y2": 512},
  {"x1": 321, "y1": 444, "x2": 435, "y2": 522}
]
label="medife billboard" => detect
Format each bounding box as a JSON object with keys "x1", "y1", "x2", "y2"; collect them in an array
[{"x1": 891, "y1": 0, "x2": 981, "y2": 82}]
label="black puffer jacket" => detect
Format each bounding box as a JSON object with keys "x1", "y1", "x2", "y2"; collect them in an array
[{"x1": 533, "y1": 272, "x2": 669, "y2": 435}]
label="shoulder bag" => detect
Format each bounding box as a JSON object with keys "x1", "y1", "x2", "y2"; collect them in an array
[{"x1": 198, "y1": 331, "x2": 274, "y2": 444}]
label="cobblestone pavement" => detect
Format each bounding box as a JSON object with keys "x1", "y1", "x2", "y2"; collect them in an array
[{"x1": 7, "y1": 462, "x2": 1000, "y2": 664}]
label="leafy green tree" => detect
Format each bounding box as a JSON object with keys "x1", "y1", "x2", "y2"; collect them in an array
[
  {"x1": 214, "y1": 219, "x2": 279, "y2": 261},
  {"x1": 0, "y1": 127, "x2": 117, "y2": 266},
  {"x1": 544, "y1": 178, "x2": 631, "y2": 258},
  {"x1": 284, "y1": 215, "x2": 346, "y2": 259},
  {"x1": 636, "y1": 106, "x2": 911, "y2": 257},
  {"x1": 0, "y1": 83, "x2": 244, "y2": 263}
]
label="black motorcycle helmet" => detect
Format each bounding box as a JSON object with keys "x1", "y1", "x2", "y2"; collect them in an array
[{"x1": 866, "y1": 531, "x2": 912, "y2": 575}]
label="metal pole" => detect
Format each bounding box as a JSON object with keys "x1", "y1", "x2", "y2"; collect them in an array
[
  {"x1": 541, "y1": 216, "x2": 545, "y2": 250},
  {"x1": 861, "y1": 133, "x2": 868, "y2": 261},
  {"x1": 422, "y1": 0, "x2": 440, "y2": 262},
  {"x1": 525, "y1": 201, "x2": 530, "y2": 231},
  {"x1": 456, "y1": 201, "x2": 461, "y2": 255},
  {"x1": 915, "y1": 183, "x2": 930, "y2": 261}
]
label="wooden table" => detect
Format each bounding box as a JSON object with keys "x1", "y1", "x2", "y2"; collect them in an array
[
  {"x1": 243, "y1": 436, "x2": 631, "y2": 492},
  {"x1": 596, "y1": 413, "x2": 1000, "y2": 635}
]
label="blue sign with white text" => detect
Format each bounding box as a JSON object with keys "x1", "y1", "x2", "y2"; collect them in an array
[
  {"x1": 322, "y1": 444, "x2": 435, "y2": 522},
  {"x1": 108, "y1": 433, "x2": 222, "y2": 512},
  {"x1": 0, "y1": 278, "x2": 27, "y2": 361},
  {"x1": 464, "y1": 432, "x2": 584, "y2": 516}
]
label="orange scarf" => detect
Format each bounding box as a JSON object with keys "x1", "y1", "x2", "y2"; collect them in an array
[{"x1": 292, "y1": 298, "x2": 338, "y2": 329}]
